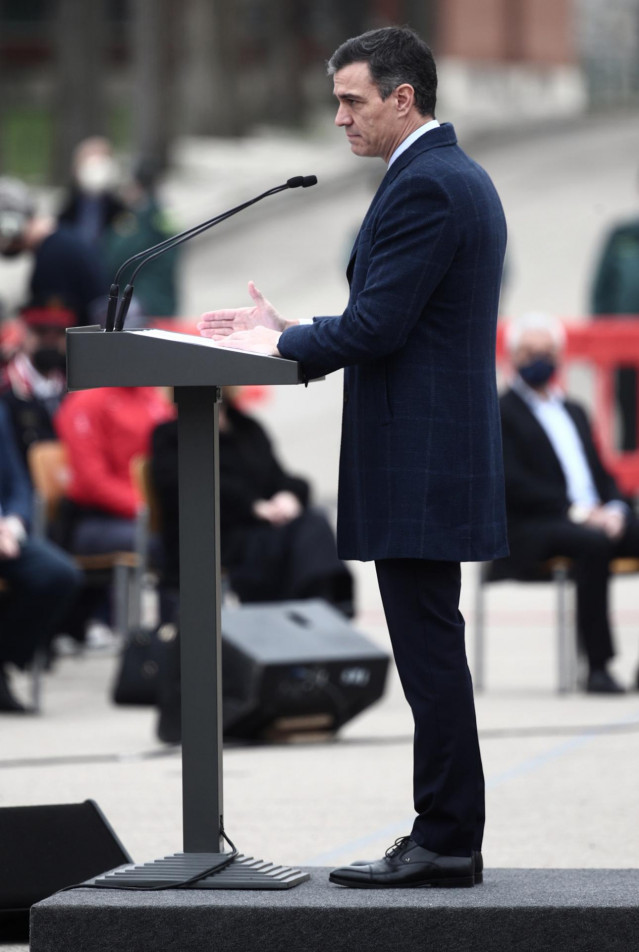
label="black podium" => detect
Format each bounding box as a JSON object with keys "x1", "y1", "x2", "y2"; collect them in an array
[{"x1": 66, "y1": 325, "x2": 310, "y2": 889}]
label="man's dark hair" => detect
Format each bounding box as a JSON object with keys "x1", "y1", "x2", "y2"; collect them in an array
[{"x1": 327, "y1": 26, "x2": 437, "y2": 117}]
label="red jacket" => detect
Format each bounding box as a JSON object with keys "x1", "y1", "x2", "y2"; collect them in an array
[{"x1": 55, "y1": 387, "x2": 174, "y2": 518}]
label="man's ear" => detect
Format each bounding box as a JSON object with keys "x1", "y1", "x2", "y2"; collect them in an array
[{"x1": 395, "y1": 83, "x2": 415, "y2": 115}]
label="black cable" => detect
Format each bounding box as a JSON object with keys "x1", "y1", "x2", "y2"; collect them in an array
[{"x1": 54, "y1": 826, "x2": 239, "y2": 893}]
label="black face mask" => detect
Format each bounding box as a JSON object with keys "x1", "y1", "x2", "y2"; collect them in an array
[
  {"x1": 31, "y1": 347, "x2": 67, "y2": 376},
  {"x1": 518, "y1": 357, "x2": 556, "y2": 389}
]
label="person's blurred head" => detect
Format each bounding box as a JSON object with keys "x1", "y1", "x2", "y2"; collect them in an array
[
  {"x1": 18, "y1": 304, "x2": 75, "y2": 376},
  {"x1": 72, "y1": 136, "x2": 119, "y2": 196},
  {"x1": 506, "y1": 312, "x2": 566, "y2": 390},
  {"x1": 0, "y1": 177, "x2": 36, "y2": 257}
]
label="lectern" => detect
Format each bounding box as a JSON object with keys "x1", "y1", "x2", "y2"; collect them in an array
[{"x1": 66, "y1": 325, "x2": 310, "y2": 889}]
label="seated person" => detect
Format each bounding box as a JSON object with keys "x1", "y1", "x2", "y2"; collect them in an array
[
  {"x1": 53, "y1": 385, "x2": 174, "y2": 555},
  {"x1": 150, "y1": 387, "x2": 354, "y2": 615},
  {"x1": 0, "y1": 303, "x2": 74, "y2": 471},
  {"x1": 0, "y1": 403, "x2": 82, "y2": 712},
  {"x1": 499, "y1": 311, "x2": 639, "y2": 694}
]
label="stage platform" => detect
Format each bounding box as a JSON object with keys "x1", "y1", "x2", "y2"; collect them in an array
[{"x1": 30, "y1": 867, "x2": 639, "y2": 952}]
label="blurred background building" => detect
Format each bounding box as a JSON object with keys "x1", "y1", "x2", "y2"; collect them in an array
[{"x1": 1, "y1": 0, "x2": 638, "y2": 185}]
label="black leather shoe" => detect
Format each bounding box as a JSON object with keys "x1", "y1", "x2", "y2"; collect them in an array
[
  {"x1": 0, "y1": 666, "x2": 28, "y2": 713},
  {"x1": 329, "y1": 836, "x2": 474, "y2": 888},
  {"x1": 351, "y1": 849, "x2": 483, "y2": 884},
  {"x1": 586, "y1": 668, "x2": 625, "y2": 694}
]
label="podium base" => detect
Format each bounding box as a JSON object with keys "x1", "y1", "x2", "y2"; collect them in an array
[{"x1": 86, "y1": 852, "x2": 310, "y2": 890}]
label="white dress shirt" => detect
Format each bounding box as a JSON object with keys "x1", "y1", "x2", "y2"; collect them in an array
[{"x1": 388, "y1": 119, "x2": 440, "y2": 167}]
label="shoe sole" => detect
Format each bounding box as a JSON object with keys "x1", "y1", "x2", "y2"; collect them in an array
[
  {"x1": 349, "y1": 860, "x2": 482, "y2": 885},
  {"x1": 328, "y1": 873, "x2": 475, "y2": 888}
]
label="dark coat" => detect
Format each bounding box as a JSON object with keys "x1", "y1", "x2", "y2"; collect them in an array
[
  {"x1": 278, "y1": 123, "x2": 508, "y2": 562},
  {"x1": 150, "y1": 407, "x2": 310, "y2": 585},
  {"x1": 0, "y1": 402, "x2": 32, "y2": 527},
  {"x1": 500, "y1": 387, "x2": 623, "y2": 533}
]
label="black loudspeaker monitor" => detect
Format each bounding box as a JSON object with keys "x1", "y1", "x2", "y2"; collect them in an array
[
  {"x1": 0, "y1": 800, "x2": 131, "y2": 940},
  {"x1": 221, "y1": 599, "x2": 390, "y2": 740}
]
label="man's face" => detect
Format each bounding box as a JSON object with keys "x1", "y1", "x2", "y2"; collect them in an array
[
  {"x1": 333, "y1": 62, "x2": 402, "y2": 162},
  {"x1": 512, "y1": 328, "x2": 560, "y2": 369}
]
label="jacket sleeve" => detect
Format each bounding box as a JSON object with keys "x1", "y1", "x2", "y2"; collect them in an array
[
  {"x1": 55, "y1": 399, "x2": 139, "y2": 519},
  {"x1": 0, "y1": 402, "x2": 33, "y2": 527},
  {"x1": 219, "y1": 414, "x2": 310, "y2": 527},
  {"x1": 278, "y1": 176, "x2": 457, "y2": 379}
]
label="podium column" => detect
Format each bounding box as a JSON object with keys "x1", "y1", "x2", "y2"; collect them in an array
[{"x1": 175, "y1": 385, "x2": 223, "y2": 852}]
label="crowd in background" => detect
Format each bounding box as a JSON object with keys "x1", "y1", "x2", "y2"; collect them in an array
[{"x1": 0, "y1": 137, "x2": 355, "y2": 723}]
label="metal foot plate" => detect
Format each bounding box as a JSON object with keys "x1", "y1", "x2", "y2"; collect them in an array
[{"x1": 85, "y1": 852, "x2": 309, "y2": 890}]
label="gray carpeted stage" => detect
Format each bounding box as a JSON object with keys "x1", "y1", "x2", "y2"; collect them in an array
[{"x1": 30, "y1": 867, "x2": 639, "y2": 952}]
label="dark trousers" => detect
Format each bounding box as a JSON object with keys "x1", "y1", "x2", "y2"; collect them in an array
[
  {"x1": 509, "y1": 516, "x2": 639, "y2": 670},
  {"x1": 375, "y1": 558, "x2": 484, "y2": 857},
  {"x1": 0, "y1": 538, "x2": 82, "y2": 666}
]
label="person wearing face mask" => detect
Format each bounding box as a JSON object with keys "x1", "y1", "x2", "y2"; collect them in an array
[
  {"x1": 58, "y1": 137, "x2": 126, "y2": 253},
  {"x1": 0, "y1": 304, "x2": 74, "y2": 472},
  {"x1": 0, "y1": 177, "x2": 108, "y2": 327},
  {"x1": 499, "y1": 311, "x2": 639, "y2": 693}
]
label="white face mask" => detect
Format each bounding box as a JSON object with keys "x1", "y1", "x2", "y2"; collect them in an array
[{"x1": 75, "y1": 155, "x2": 118, "y2": 195}]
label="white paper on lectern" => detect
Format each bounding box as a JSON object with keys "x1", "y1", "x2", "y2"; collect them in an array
[{"x1": 130, "y1": 328, "x2": 282, "y2": 359}]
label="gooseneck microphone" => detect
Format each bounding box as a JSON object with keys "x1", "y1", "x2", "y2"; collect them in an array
[{"x1": 106, "y1": 175, "x2": 318, "y2": 332}]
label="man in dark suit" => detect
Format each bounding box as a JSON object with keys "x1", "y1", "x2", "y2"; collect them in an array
[
  {"x1": 500, "y1": 311, "x2": 639, "y2": 694},
  {"x1": 198, "y1": 27, "x2": 507, "y2": 888}
]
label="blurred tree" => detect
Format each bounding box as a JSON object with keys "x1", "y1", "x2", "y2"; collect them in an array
[
  {"x1": 262, "y1": 0, "x2": 306, "y2": 127},
  {"x1": 337, "y1": 0, "x2": 372, "y2": 38},
  {"x1": 179, "y1": 0, "x2": 245, "y2": 137},
  {"x1": 403, "y1": 0, "x2": 438, "y2": 46},
  {"x1": 131, "y1": 0, "x2": 175, "y2": 171},
  {"x1": 51, "y1": 0, "x2": 108, "y2": 183}
]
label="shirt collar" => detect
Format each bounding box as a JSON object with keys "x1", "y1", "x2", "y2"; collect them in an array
[{"x1": 388, "y1": 119, "x2": 440, "y2": 167}]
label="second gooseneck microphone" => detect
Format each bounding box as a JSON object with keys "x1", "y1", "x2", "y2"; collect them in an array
[{"x1": 106, "y1": 175, "x2": 318, "y2": 332}]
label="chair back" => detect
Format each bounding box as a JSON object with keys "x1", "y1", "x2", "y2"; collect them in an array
[
  {"x1": 130, "y1": 455, "x2": 162, "y2": 533},
  {"x1": 26, "y1": 440, "x2": 71, "y2": 531}
]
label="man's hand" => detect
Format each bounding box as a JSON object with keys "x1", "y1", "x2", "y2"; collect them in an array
[
  {"x1": 213, "y1": 325, "x2": 283, "y2": 356},
  {"x1": 253, "y1": 491, "x2": 302, "y2": 526},
  {"x1": 586, "y1": 505, "x2": 626, "y2": 540},
  {"x1": 0, "y1": 518, "x2": 23, "y2": 560},
  {"x1": 198, "y1": 281, "x2": 294, "y2": 340}
]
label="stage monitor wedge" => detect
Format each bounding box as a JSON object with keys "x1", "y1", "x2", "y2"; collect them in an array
[
  {"x1": 0, "y1": 800, "x2": 131, "y2": 940},
  {"x1": 221, "y1": 599, "x2": 390, "y2": 740}
]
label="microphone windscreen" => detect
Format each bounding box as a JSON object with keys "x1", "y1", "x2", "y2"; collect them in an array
[
  {"x1": 302, "y1": 175, "x2": 318, "y2": 188},
  {"x1": 286, "y1": 176, "x2": 305, "y2": 189}
]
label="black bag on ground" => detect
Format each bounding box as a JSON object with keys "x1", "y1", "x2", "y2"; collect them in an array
[{"x1": 111, "y1": 621, "x2": 178, "y2": 706}]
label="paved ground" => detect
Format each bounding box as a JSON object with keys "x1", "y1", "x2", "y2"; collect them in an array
[{"x1": 2, "y1": 109, "x2": 639, "y2": 950}]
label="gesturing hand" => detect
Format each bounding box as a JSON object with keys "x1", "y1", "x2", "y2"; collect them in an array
[{"x1": 198, "y1": 281, "x2": 292, "y2": 340}]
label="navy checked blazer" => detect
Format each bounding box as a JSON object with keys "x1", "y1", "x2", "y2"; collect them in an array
[{"x1": 278, "y1": 123, "x2": 509, "y2": 562}]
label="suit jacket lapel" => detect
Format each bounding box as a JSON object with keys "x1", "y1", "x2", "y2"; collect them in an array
[
  {"x1": 508, "y1": 389, "x2": 568, "y2": 487},
  {"x1": 345, "y1": 123, "x2": 459, "y2": 279}
]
